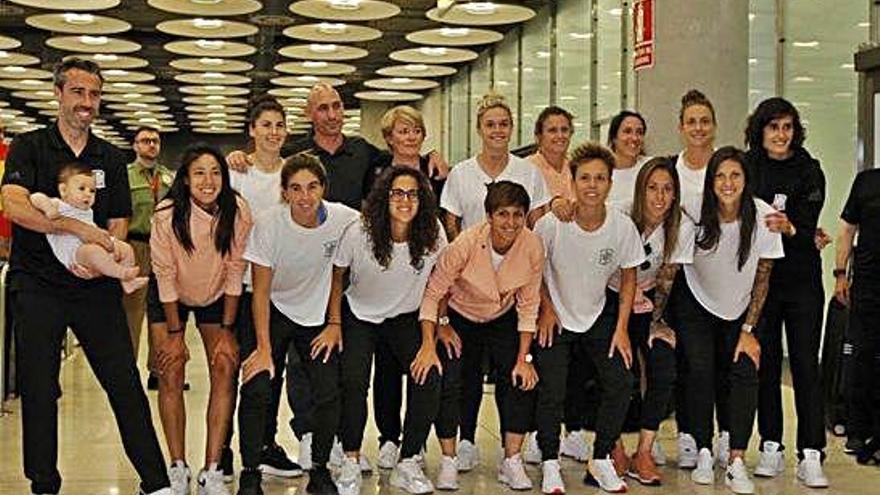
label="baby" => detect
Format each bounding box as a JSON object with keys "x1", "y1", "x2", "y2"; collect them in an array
[{"x1": 30, "y1": 162, "x2": 148, "y2": 293}]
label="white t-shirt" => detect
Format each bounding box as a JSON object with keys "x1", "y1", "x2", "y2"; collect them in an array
[
  {"x1": 244, "y1": 201, "x2": 358, "y2": 326},
  {"x1": 676, "y1": 151, "x2": 707, "y2": 219},
  {"x1": 334, "y1": 218, "x2": 448, "y2": 324},
  {"x1": 607, "y1": 155, "x2": 651, "y2": 214},
  {"x1": 684, "y1": 199, "x2": 785, "y2": 320},
  {"x1": 231, "y1": 166, "x2": 284, "y2": 288},
  {"x1": 441, "y1": 153, "x2": 550, "y2": 229},
  {"x1": 535, "y1": 208, "x2": 646, "y2": 332},
  {"x1": 608, "y1": 213, "x2": 696, "y2": 290}
]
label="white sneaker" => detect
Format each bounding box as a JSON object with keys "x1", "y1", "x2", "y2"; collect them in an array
[
  {"x1": 335, "y1": 456, "x2": 362, "y2": 495},
  {"x1": 716, "y1": 431, "x2": 731, "y2": 469},
  {"x1": 378, "y1": 441, "x2": 400, "y2": 470},
  {"x1": 456, "y1": 440, "x2": 479, "y2": 472},
  {"x1": 691, "y1": 448, "x2": 714, "y2": 485},
  {"x1": 298, "y1": 433, "x2": 313, "y2": 471},
  {"x1": 196, "y1": 468, "x2": 229, "y2": 495},
  {"x1": 651, "y1": 441, "x2": 667, "y2": 466},
  {"x1": 436, "y1": 455, "x2": 459, "y2": 491},
  {"x1": 586, "y1": 457, "x2": 627, "y2": 493},
  {"x1": 724, "y1": 457, "x2": 755, "y2": 494},
  {"x1": 330, "y1": 439, "x2": 344, "y2": 467},
  {"x1": 498, "y1": 453, "x2": 533, "y2": 491},
  {"x1": 391, "y1": 457, "x2": 434, "y2": 494},
  {"x1": 140, "y1": 488, "x2": 173, "y2": 495},
  {"x1": 168, "y1": 461, "x2": 191, "y2": 495},
  {"x1": 541, "y1": 459, "x2": 565, "y2": 494},
  {"x1": 358, "y1": 455, "x2": 374, "y2": 474},
  {"x1": 523, "y1": 432, "x2": 543, "y2": 465},
  {"x1": 560, "y1": 430, "x2": 590, "y2": 462},
  {"x1": 754, "y1": 441, "x2": 785, "y2": 478},
  {"x1": 796, "y1": 449, "x2": 829, "y2": 488},
  {"x1": 678, "y1": 433, "x2": 698, "y2": 469}
]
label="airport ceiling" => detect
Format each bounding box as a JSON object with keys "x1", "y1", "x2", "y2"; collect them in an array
[{"x1": 0, "y1": 0, "x2": 546, "y2": 146}]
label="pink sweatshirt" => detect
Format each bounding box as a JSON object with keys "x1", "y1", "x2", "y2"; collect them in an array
[
  {"x1": 527, "y1": 152, "x2": 574, "y2": 201},
  {"x1": 419, "y1": 222, "x2": 544, "y2": 333},
  {"x1": 150, "y1": 196, "x2": 252, "y2": 306}
]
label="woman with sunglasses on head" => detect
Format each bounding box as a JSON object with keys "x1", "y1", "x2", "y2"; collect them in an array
[
  {"x1": 607, "y1": 110, "x2": 651, "y2": 213},
  {"x1": 421, "y1": 181, "x2": 544, "y2": 491},
  {"x1": 149, "y1": 144, "x2": 252, "y2": 495},
  {"x1": 605, "y1": 158, "x2": 696, "y2": 486},
  {"x1": 243, "y1": 154, "x2": 358, "y2": 495},
  {"x1": 532, "y1": 142, "x2": 645, "y2": 494},
  {"x1": 744, "y1": 97, "x2": 829, "y2": 487},
  {"x1": 668, "y1": 146, "x2": 783, "y2": 494},
  {"x1": 330, "y1": 167, "x2": 446, "y2": 495}
]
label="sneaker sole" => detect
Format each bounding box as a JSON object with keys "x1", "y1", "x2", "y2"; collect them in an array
[
  {"x1": 435, "y1": 482, "x2": 459, "y2": 491},
  {"x1": 583, "y1": 472, "x2": 627, "y2": 493},
  {"x1": 797, "y1": 473, "x2": 830, "y2": 489},
  {"x1": 724, "y1": 479, "x2": 755, "y2": 495},
  {"x1": 541, "y1": 486, "x2": 566, "y2": 494},
  {"x1": 691, "y1": 470, "x2": 714, "y2": 485},
  {"x1": 498, "y1": 473, "x2": 533, "y2": 491},
  {"x1": 753, "y1": 468, "x2": 784, "y2": 478},
  {"x1": 625, "y1": 470, "x2": 661, "y2": 486},
  {"x1": 259, "y1": 464, "x2": 304, "y2": 478}
]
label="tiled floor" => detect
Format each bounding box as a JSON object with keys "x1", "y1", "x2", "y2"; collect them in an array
[{"x1": 1, "y1": 329, "x2": 879, "y2": 494}]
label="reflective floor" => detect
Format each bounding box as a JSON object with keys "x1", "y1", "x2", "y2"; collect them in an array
[{"x1": 1, "y1": 328, "x2": 879, "y2": 495}]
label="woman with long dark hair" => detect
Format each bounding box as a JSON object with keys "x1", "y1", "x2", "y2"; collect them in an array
[
  {"x1": 243, "y1": 153, "x2": 358, "y2": 495},
  {"x1": 607, "y1": 110, "x2": 651, "y2": 212},
  {"x1": 668, "y1": 146, "x2": 783, "y2": 494},
  {"x1": 149, "y1": 144, "x2": 252, "y2": 495},
  {"x1": 607, "y1": 157, "x2": 695, "y2": 485},
  {"x1": 744, "y1": 97, "x2": 829, "y2": 487},
  {"x1": 331, "y1": 167, "x2": 446, "y2": 494}
]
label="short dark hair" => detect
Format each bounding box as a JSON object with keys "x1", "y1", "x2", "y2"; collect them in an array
[
  {"x1": 53, "y1": 57, "x2": 103, "y2": 89},
  {"x1": 132, "y1": 126, "x2": 159, "y2": 143},
  {"x1": 569, "y1": 141, "x2": 616, "y2": 177},
  {"x1": 679, "y1": 89, "x2": 715, "y2": 124},
  {"x1": 744, "y1": 97, "x2": 806, "y2": 152},
  {"x1": 484, "y1": 180, "x2": 530, "y2": 215},
  {"x1": 57, "y1": 162, "x2": 93, "y2": 184},
  {"x1": 533, "y1": 105, "x2": 574, "y2": 137},
  {"x1": 607, "y1": 110, "x2": 647, "y2": 150},
  {"x1": 281, "y1": 152, "x2": 328, "y2": 191}
]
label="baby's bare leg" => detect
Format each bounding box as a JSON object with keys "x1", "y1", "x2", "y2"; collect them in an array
[{"x1": 76, "y1": 243, "x2": 148, "y2": 293}]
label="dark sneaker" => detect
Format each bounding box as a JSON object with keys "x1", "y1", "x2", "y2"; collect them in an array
[
  {"x1": 220, "y1": 446, "x2": 234, "y2": 482},
  {"x1": 236, "y1": 468, "x2": 262, "y2": 495},
  {"x1": 845, "y1": 437, "x2": 865, "y2": 455},
  {"x1": 259, "y1": 443, "x2": 303, "y2": 478},
  {"x1": 306, "y1": 466, "x2": 338, "y2": 495}
]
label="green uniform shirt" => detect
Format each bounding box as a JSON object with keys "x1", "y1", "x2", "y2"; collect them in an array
[{"x1": 127, "y1": 158, "x2": 173, "y2": 236}]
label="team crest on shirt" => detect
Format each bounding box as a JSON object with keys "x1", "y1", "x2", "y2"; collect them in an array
[
  {"x1": 598, "y1": 248, "x2": 615, "y2": 266},
  {"x1": 322, "y1": 240, "x2": 338, "y2": 258}
]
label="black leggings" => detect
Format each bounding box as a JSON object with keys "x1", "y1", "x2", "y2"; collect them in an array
[
  {"x1": 669, "y1": 277, "x2": 758, "y2": 451},
  {"x1": 436, "y1": 308, "x2": 534, "y2": 441},
  {"x1": 339, "y1": 303, "x2": 441, "y2": 459}
]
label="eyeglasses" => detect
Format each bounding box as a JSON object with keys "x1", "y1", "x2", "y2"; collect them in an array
[
  {"x1": 389, "y1": 188, "x2": 420, "y2": 202},
  {"x1": 136, "y1": 137, "x2": 160, "y2": 145},
  {"x1": 640, "y1": 242, "x2": 652, "y2": 271}
]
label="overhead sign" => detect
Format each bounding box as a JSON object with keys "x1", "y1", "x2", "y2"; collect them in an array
[{"x1": 633, "y1": 0, "x2": 655, "y2": 70}]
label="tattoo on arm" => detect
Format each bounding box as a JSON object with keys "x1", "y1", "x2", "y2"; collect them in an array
[
  {"x1": 651, "y1": 263, "x2": 680, "y2": 323},
  {"x1": 744, "y1": 259, "x2": 774, "y2": 327}
]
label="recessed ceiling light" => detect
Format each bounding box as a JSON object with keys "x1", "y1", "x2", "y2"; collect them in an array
[
  {"x1": 748, "y1": 58, "x2": 757, "y2": 65},
  {"x1": 205, "y1": 95, "x2": 225, "y2": 100},
  {"x1": 309, "y1": 44, "x2": 338, "y2": 53},
  {"x1": 303, "y1": 61, "x2": 329, "y2": 68},
  {"x1": 21, "y1": 79, "x2": 42, "y2": 86},
  {"x1": 834, "y1": 92, "x2": 854, "y2": 98},
  {"x1": 191, "y1": 0, "x2": 223, "y2": 4},
  {"x1": 536, "y1": 51, "x2": 550, "y2": 58},
  {"x1": 138, "y1": 117, "x2": 158, "y2": 123},
  {"x1": 792, "y1": 41, "x2": 820, "y2": 48},
  {"x1": 404, "y1": 64, "x2": 428, "y2": 72},
  {"x1": 440, "y1": 28, "x2": 470, "y2": 38},
  {"x1": 94, "y1": 54, "x2": 119, "y2": 61},
  {"x1": 63, "y1": 13, "x2": 95, "y2": 25},
  {"x1": 419, "y1": 47, "x2": 447, "y2": 56},
  {"x1": 206, "y1": 113, "x2": 228, "y2": 118},
  {"x1": 495, "y1": 80, "x2": 509, "y2": 86},
  {"x1": 203, "y1": 72, "x2": 225, "y2": 79},
  {"x1": 792, "y1": 76, "x2": 814, "y2": 82},
  {"x1": 205, "y1": 85, "x2": 226, "y2": 91},
  {"x1": 2, "y1": 66, "x2": 26, "y2": 73},
  {"x1": 104, "y1": 69, "x2": 129, "y2": 76},
  {"x1": 749, "y1": 13, "x2": 756, "y2": 22},
  {"x1": 36, "y1": 91, "x2": 54, "y2": 97},
  {"x1": 193, "y1": 18, "x2": 224, "y2": 29},
  {"x1": 0, "y1": 51, "x2": 8, "y2": 58},
  {"x1": 316, "y1": 22, "x2": 348, "y2": 36},
  {"x1": 608, "y1": 8, "x2": 623, "y2": 16},
  {"x1": 128, "y1": 102, "x2": 148, "y2": 108},
  {"x1": 123, "y1": 92, "x2": 143, "y2": 98},
  {"x1": 390, "y1": 77, "x2": 412, "y2": 84},
  {"x1": 199, "y1": 57, "x2": 224, "y2": 65},
  {"x1": 841, "y1": 63, "x2": 855, "y2": 69},
  {"x1": 560, "y1": 96, "x2": 576, "y2": 101},
  {"x1": 206, "y1": 104, "x2": 225, "y2": 110},
  {"x1": 195, "y1": 39, "x2": 225, "y2": 50},
  {"x1": 378, "y1": 91, "x2": 401, "y2": 96},
  {"x1": 569, "y1": 32, "x2": 592, "y2": 40},
  {"x1": 80, "y1": 36, "x2": 109, "y2": 46},
  {"x1": 329, "y1": 0, "x2": 361, "y2": 10},
  {"x1": 462, "y1": 2, "x2": 497, "y2": 15},
  {"x1": 858, "y1": 22, "x2": 870, "y2": 28},
  {"x1": 112, "y1": 82, "x2": 137, "y2": 88},
  {"x1": 297, "y1": 75, "x2": 320, "y2": 82}
]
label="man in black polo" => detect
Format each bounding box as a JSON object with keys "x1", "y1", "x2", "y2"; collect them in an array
[{"x1": 1, "y1": 58, "x2": 170, "y2": 495}]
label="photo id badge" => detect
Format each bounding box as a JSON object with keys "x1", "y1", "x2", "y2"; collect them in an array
[
  {"x1": 93, "y1": 169, "x2": 106, "y2": 189},
  {"x1": 772, "y1": 193, "x2": 787, "y2": 212}
]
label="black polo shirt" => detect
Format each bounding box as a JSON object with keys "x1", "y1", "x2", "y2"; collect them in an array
[
  {"x1": 842, "y1": 168, "x2": 880, "y2": 285},
  {"x1": 283, "y1": 134, "x2": 388, "y2": 210},
  {"x1": 2, "y1": 123, "x2": 132, "y2": 292}
]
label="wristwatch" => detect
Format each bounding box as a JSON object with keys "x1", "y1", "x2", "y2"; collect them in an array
[
  {"x1": 438, "y1": 316, "x2": 450, "y2": 326},
  {"x1": 741, "y1": 323, "x2": 754, "y2": 334},
  {"x1": 521, "y1": 353, "x2": 533, "y2": 364}
]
